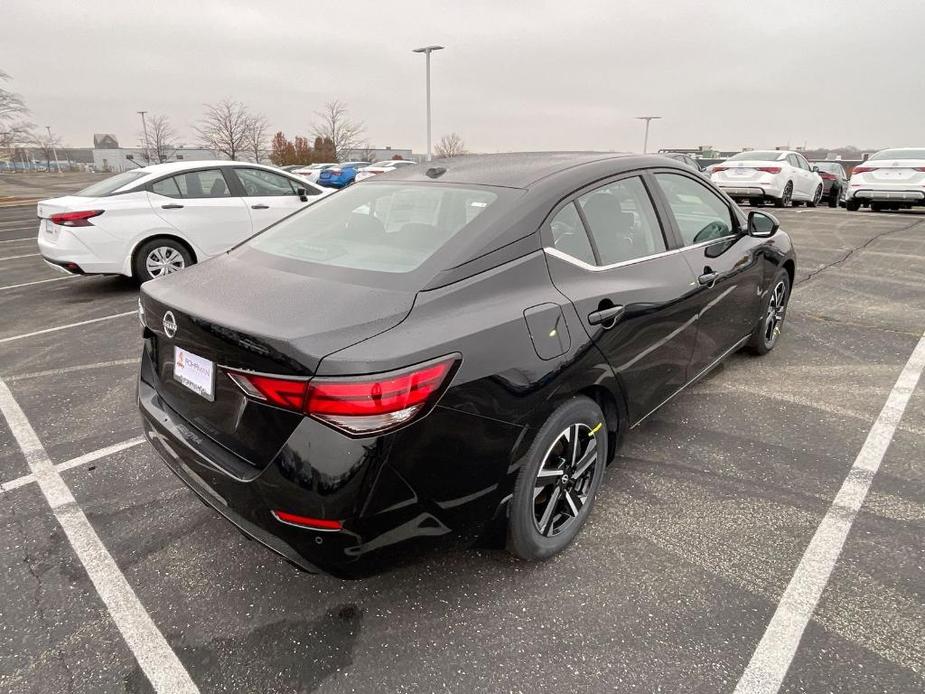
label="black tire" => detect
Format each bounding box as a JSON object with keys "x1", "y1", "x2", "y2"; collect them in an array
[
  {"x1": 846, "y1": 199, "x2": 861, "y2": 211},
  {"x1": 746, "y1": 269, "x2": 790, "y2": 355},
  {"x1": 871, "y1": 202, "x2": 884, "y2": 213},
  {"x1": 508, "y1": 397, "x2": 608, "y2": 561},
  {"x1": 828, "y1": 186, "x2": 839, "y2": 208},
  {"x1": 133, "y1": 238, "x2": 194, "y2": 283},
  {"x1": 807, "y1": 184, "x2": 823, "y2": 207},
  {"x1": 773, "y1": 182, "x2": 793, "y2": 208}
]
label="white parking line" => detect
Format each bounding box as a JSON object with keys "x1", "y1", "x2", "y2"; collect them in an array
[
  {"x1": 0, "y1": 436, "x2": 145, "y2": 494},
  {"x1": 0, "y1": 252, "x2": 39, "y2": 261},
  {"x1": 0, "y1": 276, "x2": 75, "y2": 292},
  {"x1": 0, "y1": 237, "x2": 35, "y2": 244},
  {"x1": 0, "y1": 310, "x2": 135, "y2": 344},
  {"x1": 734, "y1": 329, "x2": 925, "y2": 694},
  {"x1": 4, "y1": 357, "x2": 140, "y2": 381},
  {"x1": 0, "y1": 381, "x2": 198, "y2": 693}
]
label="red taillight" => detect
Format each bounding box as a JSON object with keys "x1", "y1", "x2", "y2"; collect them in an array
[
  {"x1": 818, "y1": 172, "x2": 836, "y2": 180},
  {"x1": 756, "y1": 166, "x2": 781, "y2": 174},
  {"x1": 49, "y1": 210, "x2": 104, "y2": 227},
  {"x1": 915, "y1": 167, "x2": 925, "y2": 172},
  {"x1": 272, "y1": 510, "x2": 342, "y2": 531},
  {"x1": 225, "y1": 356, "x2": 459, "y2": 435},
  {"x1": 225, "y1": 371, "x2": 309, "y2": 409},
  {"x1": 710, "y1": 166, "x2": 727, "y2": 174},
  {"x1": 852, "y1": 165, "x2": 877, "y2": 175}
]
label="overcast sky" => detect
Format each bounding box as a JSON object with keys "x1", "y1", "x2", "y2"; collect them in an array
[{"x1": 3, "y1": 0, "x2": 923, "y2": 154}]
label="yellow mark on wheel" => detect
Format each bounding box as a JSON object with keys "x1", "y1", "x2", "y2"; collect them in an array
[{"x1": 589, "y1": 422, "x2": 603, "y2": 435}]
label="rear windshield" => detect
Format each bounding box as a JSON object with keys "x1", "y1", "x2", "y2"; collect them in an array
[
  {"x1": 727, "y1": 151, "x2": 785, "y2": 162},
  {"x1": 868, "y1": 149, "x2": 925, "y2": 161},
  {"x1": 76, "y1": 170, "x2": 147, "y2": 197},
  {"x1": 813, "y1": 162, "x2": 844, "y2": 173},
  {"x1": 248, "y1": 182, "x2": 500, "y2": 273}
]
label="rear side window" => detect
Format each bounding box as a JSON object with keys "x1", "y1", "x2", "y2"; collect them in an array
[
  {"x1": 151, "y1": 169, "x2": 230, "y2": 199},
  {"x1": 549, "y1": 203, "x2": 595, "y2": 265},
  {"x1": 235, "y1": 168, "x2": 303, "y2": 196},
  {"x1": 655, "y1": 173, "x2": 735, "y2": 246},
  {"x1": 248, "y1": 183, "x2": 499, "y2": 273},
  {"x1": 576, "y1": 176, "x2": 666, "y2": 265}
]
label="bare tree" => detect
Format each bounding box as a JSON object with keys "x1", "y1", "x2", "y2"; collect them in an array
[
  {"x1": 0, "y1": 69, "x2": 32, "y2": 160},
  {"x1": 29, "y1": 129, "x2": 62, "y2": 170},
  {"x1": 195, "y1": 99, "x2": 251, "y2": 160},
  {"x1": 311, "y1": 100, "x2": 365, "y2": 162},
  {"x1": 138, "y1": 114, "x2": 176, "y2": 163},
  {"x1": 434, "y1": 133, "x2": 467, "y2": 159},
  {"x1": 244, "y1": 113, "x2": 270, "y2": 163}
]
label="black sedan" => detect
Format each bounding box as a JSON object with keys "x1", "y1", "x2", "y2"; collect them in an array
[
  {"x1": 138, "y1": 153, "x2": 796, "y2": 578},
  {"x1": 811, "y1": 161, "x2": 849, "y2": 207}
]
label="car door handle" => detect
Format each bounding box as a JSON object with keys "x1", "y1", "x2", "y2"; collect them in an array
[
  {"x1": 161, "y1": 203, "x2": 184, "y2": 209},
  {"x1": 698, "y1": 271, "x2": 718, "y2": 286},
  {"x1": 587, "y1": 305, "x2": 625, "y2": 326},
  {"x1": 251, "y1": 204, "x2": 270, "y2": 210}
]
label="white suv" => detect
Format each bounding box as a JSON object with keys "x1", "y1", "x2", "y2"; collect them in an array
[
  {"x1": 711, "y1": 150, "x2": 824, "y2": 208},
  {"x1": 37, "y1": 161, "x2": 328, "y2": 282},
  {"x1": 845, "y1": 147, "x2": 925, "y2": 212}
]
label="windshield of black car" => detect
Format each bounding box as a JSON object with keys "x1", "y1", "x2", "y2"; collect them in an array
[
  {"x1": 727, "y1": 151, "x2": 786, "y2": 162},
  {"x1": 868, "y1": 149, "x2": 925, "y2": 161},
  {"x1": 247, "y1": 182, "x2": 501, "y2": 273},
  {"x1": 814, "y1": 163, "x2": 843, "y2": 173},
  {"x1": 75, "y1": 171, "x2": 147, "y2": 196}
]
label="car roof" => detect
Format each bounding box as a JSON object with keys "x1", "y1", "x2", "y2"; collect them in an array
[
  {"x1": 383, "y1": 151, "x2": 667, "y2": 188},
  {"x1": 136, "y1": 160, "x2": 275, "y2": 176}
]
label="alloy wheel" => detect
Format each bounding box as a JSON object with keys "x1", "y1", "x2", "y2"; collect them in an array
[
  {"x1": 782, "y1": 183, "x2": 793, "y2": 207},
  {"x1": 533, "y1": 423, "x2": 598, "y2": 537},
  {"x1": 812, "y1": 185, "x2": 822, "y2": 205},
  {"x1": 145, "y1": 246, "x2": 186, "y2": 278},
  {"x1": 764, "y1": 280, "x2": 788, "y2": 346}
]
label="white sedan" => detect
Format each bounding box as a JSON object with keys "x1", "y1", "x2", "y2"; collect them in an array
[
  {"x1": 710, "y1": 150, "x2": 824, "y2": 208},
  {"x1": 37, "y1": 161, "x2": 328, "y2": 282},
  {"x1": 290, "y1": 162, "x2": 337, "y2": 183},
  {"x1": 845, "y1": 147, "x2": 925, "y2": 212},
  {"x1": 354, "y1": 159, "x2": 417, "y2": 182}
]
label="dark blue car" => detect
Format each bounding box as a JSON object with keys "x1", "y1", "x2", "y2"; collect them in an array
[{"x1": 317, "y1": 161, "x2": 370, "y2": 188}]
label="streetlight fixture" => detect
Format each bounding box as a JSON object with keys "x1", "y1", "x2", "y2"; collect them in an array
[
  {"x1": 45, "y1": 125, "x2": 63, "y2": 173},
  {"x1": 412, "y1": 45, "x2": 444, "y2": 161},
  {"x1": 137, "y1": 110, "x2": 152, "y2": 164},
  {"x1": 635, "y1": 116, "x2": 662, "y2": 154}
]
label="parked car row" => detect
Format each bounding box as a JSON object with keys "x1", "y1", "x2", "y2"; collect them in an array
[
  {"x1": 683, "y1": 146, "x2": 925, "y2": 212},
  {"x1": 292, "y1": 159, "x2": 418, "y2": 188}
]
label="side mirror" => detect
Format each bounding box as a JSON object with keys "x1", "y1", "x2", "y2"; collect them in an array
[
  {"x1": 747, "y1": 210, "x2": 779, "y2": 238},
  {"x1": 296, "y1": 186, "x2": 308, "y2": 202},
  {"x1": 811, "y1": 165, "x2": 819, "y2": 172}
]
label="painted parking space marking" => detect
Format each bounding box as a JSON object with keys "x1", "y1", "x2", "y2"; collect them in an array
[
  {"x1": 0, "y1": 310, "x2": 135, "y2": 344},
  {"x1": 734, "y1": 328, "x2": 925, "y2": 694},
  {"x1": 0, "y1": 436, "x2": 145, "y2": 495},
  {"x1": 4, "y1": 357, "x2": 140, "y2": 381},
  {"x1": 0, "y1": 252, "x2": 40, "y2": 261},
  {"x1": 0, "y1": 380, "x2": 198, "y2": 692},
  {"x1": 0, "y1": 237, "x2": 35, "y2": 244},
  {"x1": 0, "y1": 275, "x2": 75, "y2": 292}
]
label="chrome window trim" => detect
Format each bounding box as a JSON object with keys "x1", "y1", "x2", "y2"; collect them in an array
[{"x1": 544, "y1": 233, "x2": 740, "y2": 272}]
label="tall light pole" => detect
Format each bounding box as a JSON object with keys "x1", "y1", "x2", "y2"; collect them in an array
[
  {"x1": 137, "y1": 110, "x2": 152, "y2": 164},
  {"x1": 635, "y1": 116, "x2": 662, "y2": 153},
  {"x1": 412, "y1": 45, "x2": 444, "y2": 161},
  {"x1": 45, "y1": 125, "x2": 62, "y2": 173}
]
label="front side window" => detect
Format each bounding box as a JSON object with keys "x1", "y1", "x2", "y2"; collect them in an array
[
  {"x1": 235, "y1": 168, "x2": 298, "y2": 196},
  {"x1": 576, "y1": 176, "x2": 666, "y2": 265},
  {"x1": 548, "y1": 202, "x2": 595, "y2": 265},
  {"x1": 655, "y1": 173, "x2": 735, "y2": 246},
  {"x1": 153, "y1": 169, "x2": 231, "y2": 199},
  {"x1": 248, "y1": 183, "x2": 499, "y2": 273}
]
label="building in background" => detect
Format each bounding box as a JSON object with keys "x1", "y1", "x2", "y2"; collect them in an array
[{"x1": 91, "y1": 134, "x2": 220, "y2": 172}]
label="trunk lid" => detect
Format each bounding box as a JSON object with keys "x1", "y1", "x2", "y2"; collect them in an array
[
  {"x1": 36, "y1": 195, "x2": 104, "y2": 219},
  {"x1": 141, "y1": 253, "x2": 416, "y2": 467}
]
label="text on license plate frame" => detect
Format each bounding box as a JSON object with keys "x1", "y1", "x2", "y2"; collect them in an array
[{"x1": 172, "y1": 346, "x2": 215, "y2": 401}]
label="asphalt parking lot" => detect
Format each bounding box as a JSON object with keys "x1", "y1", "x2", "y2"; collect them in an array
[{"x1": 0, "y1": 203, "x2": 923, "y2": 693}]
